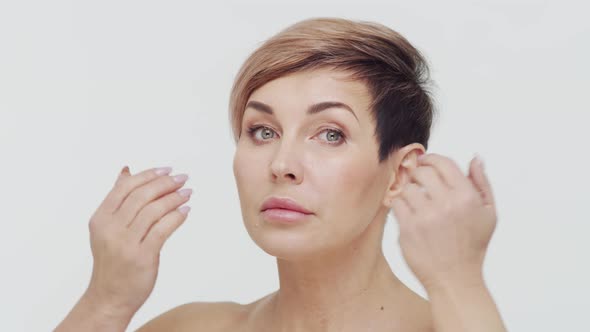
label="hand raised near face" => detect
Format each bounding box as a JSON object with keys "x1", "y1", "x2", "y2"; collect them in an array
[
  {"x1": 85, "y1": 165, "x2": 193, "y2": 318},
  {"x1": 390, "y1": 153, "x2": 497, "y2": 292}
]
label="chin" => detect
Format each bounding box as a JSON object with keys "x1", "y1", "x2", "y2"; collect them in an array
[{"x1": 243, "y1": 214, "x2": 331, "y2": 261}]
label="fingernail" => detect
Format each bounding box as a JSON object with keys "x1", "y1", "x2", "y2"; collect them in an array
[
  {"x1": 173, "y1": 174, "x2": 189, "y2": 183},
  {"x1": 178, "y1": 188, "x2": 193, "y2": 197},
  {"x1": 178, "y1": 206, "x2": 191, "y2": 215},
  {"x1": 120, "y1": 165, "x2": 129, "y2": 175},
  {"x1": 155, "y1": 167, "x2": 173, "y2": 176}
]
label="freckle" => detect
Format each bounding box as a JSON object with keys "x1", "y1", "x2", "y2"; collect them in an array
[{"x1": 380, "y1": 306, "x2": 384, "y2": 310}]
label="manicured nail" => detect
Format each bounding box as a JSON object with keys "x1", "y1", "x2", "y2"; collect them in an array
[
  {"x1": 155, "y1": 167, "x2": 173, "y2": 176},
  {"x1": 178, "y1": 188, "x2": 193, "y2": 197},
  {"x1": 178, "y1": 206, "x2": 191, "y2": 215},
  {"x1": 120, "y1": 165, "x2": 130, "y2": 175},
  {"x1": 173, "y1": 174, "x2": 189, "y2": 183}
]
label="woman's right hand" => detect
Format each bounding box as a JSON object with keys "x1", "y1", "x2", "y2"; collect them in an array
[{"x1": 84, "y1": 165, "x2": 193, "y2": 319}]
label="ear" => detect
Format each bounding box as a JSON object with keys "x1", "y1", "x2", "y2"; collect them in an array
[{"x1": 382, "y1": 143, "x2": 426, "y2": 208}]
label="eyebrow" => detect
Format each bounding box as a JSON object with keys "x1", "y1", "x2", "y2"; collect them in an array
[{"x1": 245, "y1": 100, "x2": 359, "y2": 123}]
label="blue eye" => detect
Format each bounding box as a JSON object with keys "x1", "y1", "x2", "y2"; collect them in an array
[
  {"x1": 245, "y1": 125, "x2": 346, "y2": 145},
  {"x1": 246, "y1": 125, "x2": 276, "y2": 141},
  {"x1": 321, "y1": 128, "x2": 344, "y2": 143}
]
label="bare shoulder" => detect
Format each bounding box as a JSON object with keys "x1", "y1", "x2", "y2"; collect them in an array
[{"x1": 135, "y1": 301, "x2": 250, "y2": 332}]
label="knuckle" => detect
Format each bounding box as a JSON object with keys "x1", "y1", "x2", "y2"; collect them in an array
[
  {"x1": 114, "y1": 174, "x2": 127, "y2": 187},
  {"x1": 459, "y1": 191, "x2": 477, "y2": 206},
  {"x1": 425, "y1": 166, "x2": 437, "y2": 177},
  {"x1": 125, "y1": 172, "x2": 163, "y2": 199},
  {"x1": 440, "y1": 157, "x2": 455, "y2": 169},
  {"x1": 429, "y1": 153, "x2": 444, "y2": 163},
  {"x1": 150, "y1": 225, "x2": 168, "y2": 243},
  {"x1": 139, "y1": 168, "x2": 159, "y2": 181},
  {"x1": 145, "y1": 201, "x2": 169, "y2": 219},
  {"x1": 156, "y1": 192, "x2": 184, "y2": 212},
  {"x1": 133, "y1": 186, "x2": 157, "y2": 203},
  {"x1": 428, "y1": 152, "x2": 440, "y2": 159}
]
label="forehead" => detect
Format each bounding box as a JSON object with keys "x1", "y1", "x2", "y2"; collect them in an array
[{"x1": 247, "y1": 68, "x2": 372, "y2": 114}]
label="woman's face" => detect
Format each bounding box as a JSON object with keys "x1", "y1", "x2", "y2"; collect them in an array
[{"x1": 233, "y1": 68, "x2": 394, "y2": 260}]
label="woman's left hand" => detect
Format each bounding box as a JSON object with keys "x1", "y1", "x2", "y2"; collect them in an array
[{"x1": 390, "y1": 153, "x2": 498, "y2": 293}]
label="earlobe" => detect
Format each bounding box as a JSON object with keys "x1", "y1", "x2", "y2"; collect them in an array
[
  {"x1": 383, "y1": 170, "x2": 403, "y2": 208},
  {"x1": 383, "y1": 165, "x2": 407, "y2": 205}
]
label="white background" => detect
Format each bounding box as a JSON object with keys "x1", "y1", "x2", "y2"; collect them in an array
[{"x1": 1, "y1": 0, "x2": 589, "y2": 331}]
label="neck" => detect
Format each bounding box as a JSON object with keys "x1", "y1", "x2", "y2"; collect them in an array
[{"x1": 267, "y1": 214, "x2": 405, "y2": 332}]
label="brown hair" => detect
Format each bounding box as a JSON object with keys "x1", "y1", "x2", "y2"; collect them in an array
[{"x1": 228, "y1": 17, "x2": 437, "y2": 163}]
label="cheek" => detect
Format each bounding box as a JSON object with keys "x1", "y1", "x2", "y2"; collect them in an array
[
  {"x1": 309, "y1": 157, "x2": 380, "y2": 243},
  {"x1": 233, "y1": 149, "x2": 257, "y2": 197},
  {"x1": 233, "y1": 146, "x2": 259, "y2": 182},
  {"x1": 315, "y1": 156, "x2": 378, "y2": 205},
  {"x1": 233, "y1": 146, "x2": 272, "y2": 216}
]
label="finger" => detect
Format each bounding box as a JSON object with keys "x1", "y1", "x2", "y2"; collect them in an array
[
  {"x1": 408, "y1": 165, "x2": 447, "y2": 200},
  {"x1": 97, "y1": 166, "x2": 130, "y2": 212},
  {"x1": 401, "y1": 182, "x2": 429, "y2": 211},
  {"x1": 118, "y1": 165, "x2": 131, "y2": 179},
  {"x1": 130, "y1": 188, "x2": 193, "y2": 242},
  {"x1": 418, "y1": 153, "x2": 470, "y2": 191},
  {"x1": 390, "y1": 196, "x2": 412, "y2": 221},
  {"x1": 142, "y1": 205, "x2": 191, "y2": 252},
  {"x1": 116, "y1": 173, "x2": 189, "y2": 226},
  {"x1": 100, "y1": 166, "x2": 173, "y2": 214},
  {"x1": 468, "y1": 155, "x2": 496, "y2": 207}
]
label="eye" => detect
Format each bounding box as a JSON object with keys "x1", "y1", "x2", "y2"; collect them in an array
[
  {"x1": 245, "y1": 125, "x2": 346, "y2": 145},
  {"x1": 246, "y1": 125, "x2": 276, "y2": 142},
  {"x1": 317, "y1": 128, "x2": 346, "y2": 145}
]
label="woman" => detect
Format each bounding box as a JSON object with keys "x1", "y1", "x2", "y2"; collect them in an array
[{"x1": 55, "y1": 18, "x2": 507, "y2": 331}]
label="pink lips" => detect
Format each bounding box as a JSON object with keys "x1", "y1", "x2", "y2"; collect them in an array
[{"x1": 260, "y1": 197, "x2": 313, "y2": 224}]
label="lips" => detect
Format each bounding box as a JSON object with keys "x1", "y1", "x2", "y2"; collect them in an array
[{"x1": 260, "y1": 196, "x2": 313, "y2": 214}]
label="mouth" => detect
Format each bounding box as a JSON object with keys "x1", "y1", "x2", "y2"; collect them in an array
[
  {"x1": 261, "y1": 208, "x2": 312, "y2": 224},
  {"x1": 260, "y1": 196, "x2": 313, "y2": 224},
  {"x1": 260, "y1": 196, "x2": 313, "y2": 214}
]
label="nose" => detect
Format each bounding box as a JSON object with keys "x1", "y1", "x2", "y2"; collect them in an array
[{"x1": 270, "y1": 139, "x2": 303, "y2": 184}]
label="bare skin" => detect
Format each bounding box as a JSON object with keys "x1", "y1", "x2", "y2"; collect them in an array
[
  {"x1": 138, "y1": 67, "x2": 435, "y2": 332},
  {"x1": 56, "y1": 67, "x2": 505, "y2": 332},
  {"x1": 138, "y1": 203, "x2": 434, "y2": 331},
  {"x1": 137, "y1": 288, "x2": 432, "y2": 332}
]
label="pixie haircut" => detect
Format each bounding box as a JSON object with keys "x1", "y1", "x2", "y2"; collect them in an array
[{"x1": 229, "y1": 17, "x2": 437, "y2": 163}]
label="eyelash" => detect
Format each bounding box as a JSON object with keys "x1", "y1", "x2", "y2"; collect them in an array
[{"x1": 245, "y1": 125, "x2": 347, "y2": 146}]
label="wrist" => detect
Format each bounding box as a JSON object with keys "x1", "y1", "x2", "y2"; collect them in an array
[
  {"x1": 424, "y1": 274, "x2": 507, "y2": 332},
  {"x1": 54, "y1": 292, "x2": 134, "y2": 332},
  {"x1": 80, "y1": 290, "x2": 135, "y2": 327},
  {"x1": 423, "y1": 268, "x2": 486, "y2": 295}
]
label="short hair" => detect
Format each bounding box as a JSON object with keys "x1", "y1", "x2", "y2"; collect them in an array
[{"x1": 229, "y1": 17, "x2": 437, "y2": 163}]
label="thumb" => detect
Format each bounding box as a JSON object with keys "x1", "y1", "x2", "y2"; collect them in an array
[
  {"x1": 118, "y1": 165, "x2": 131, "y2": 179},
  {"x1": 468, "y1": 155, "x2": 495, "y2": 207}
]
